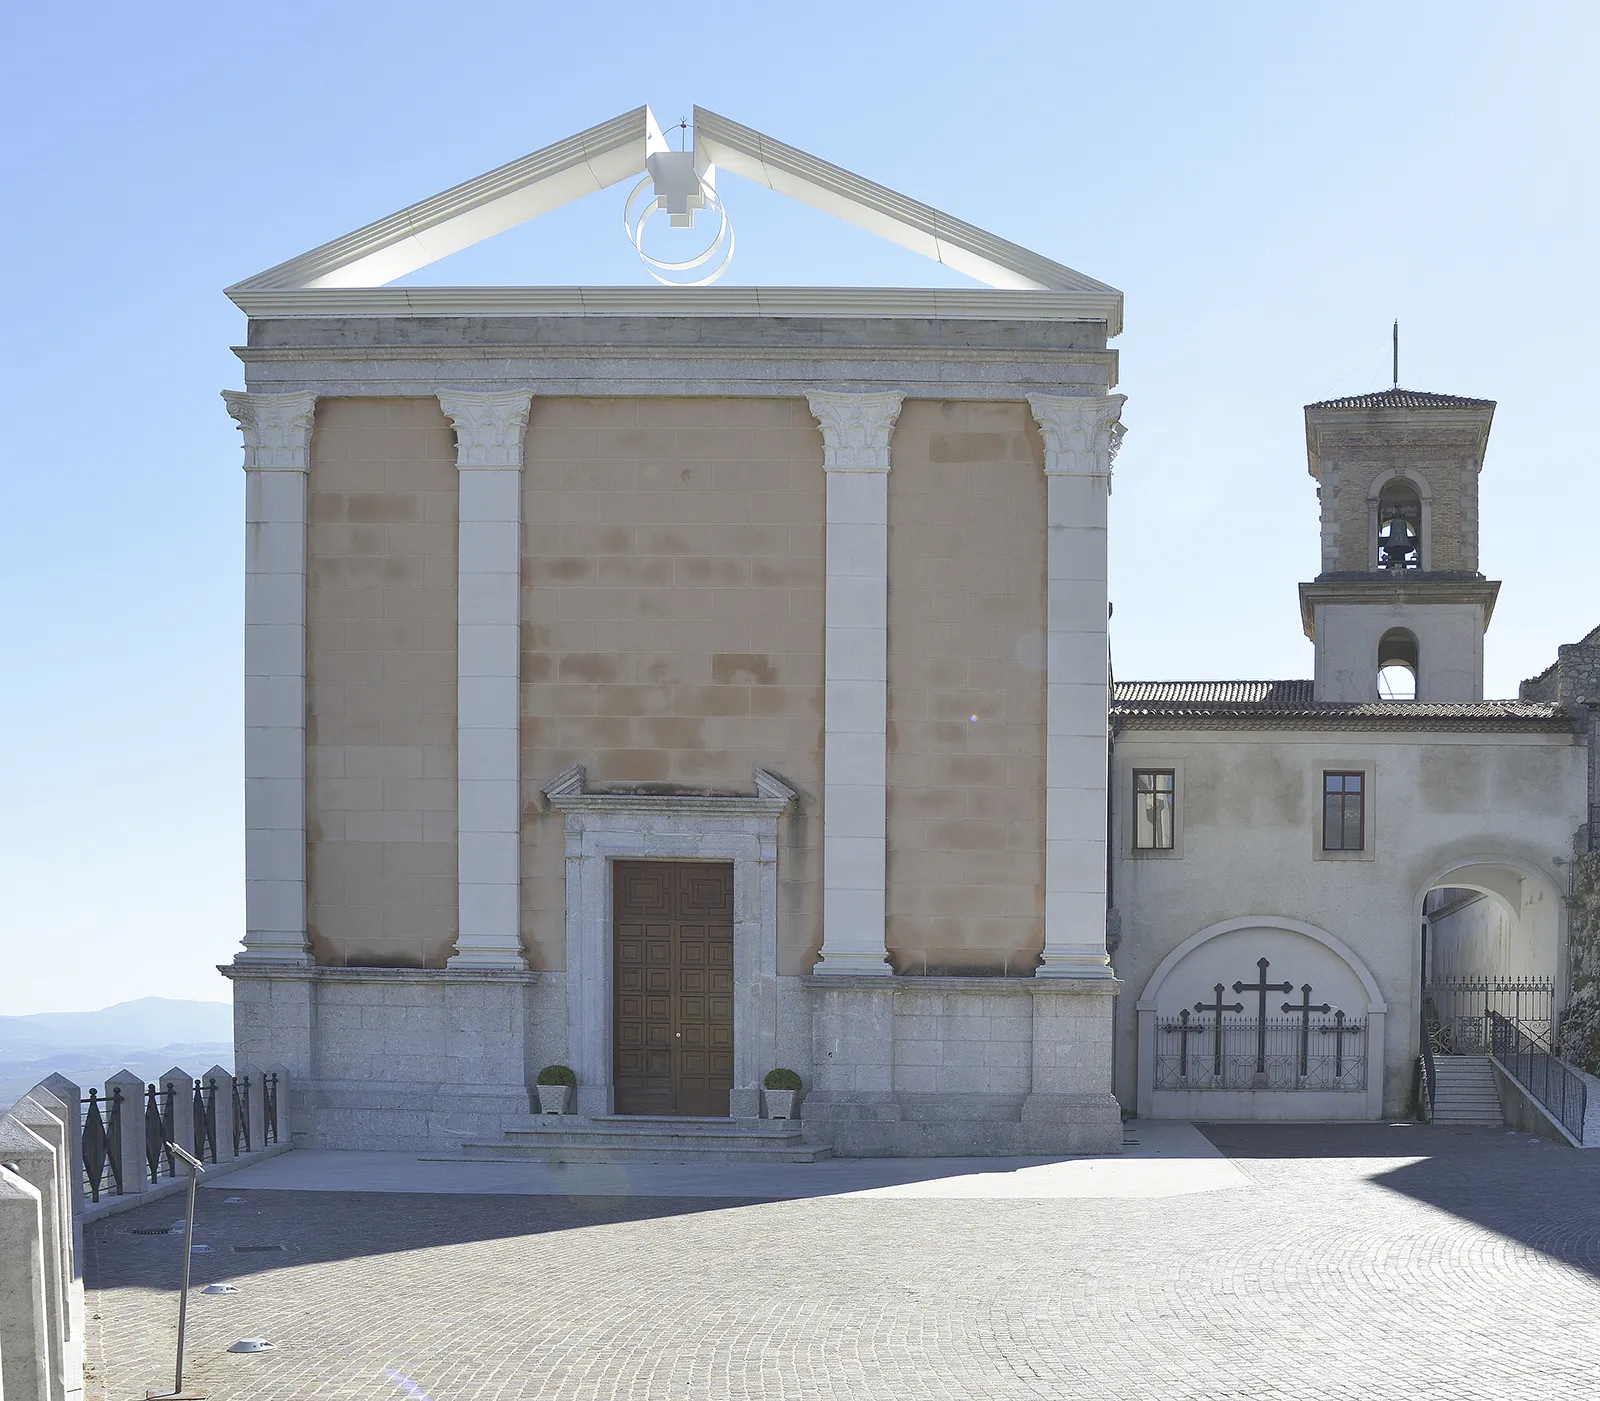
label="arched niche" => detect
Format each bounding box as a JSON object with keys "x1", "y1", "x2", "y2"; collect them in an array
[
  {"x1": 1134, "y1": 916, "x2": 1387, "y2": 1121},
  {"x1": 1377, "y1": 626, "x2": 1419, "y2": 700},
  {"x1": 1367, "y1": 468, "x2": 1432, "y2": 571}
]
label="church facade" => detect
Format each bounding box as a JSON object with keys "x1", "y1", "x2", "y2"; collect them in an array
[{"x1": 223, "y1": 106, "x2": 1598, "y2": 1155}]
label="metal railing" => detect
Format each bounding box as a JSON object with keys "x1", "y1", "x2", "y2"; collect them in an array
[
  {"x1": 264, "y1": 1072, "x2": 279, "y2": 1146},
  {"x1": 1155, "y1": 1014, "x2": 1367, "y2": 1092},
  {"x1": 81, "y1": 1086, "x2": 123, "y2": 1203},
  {"x1": 1489, "y1": 1009, "x2": 1588, "y2": 1143},
  {"x1": 1424, "y1": 977, "x2": 1554, "y2": 1055}
]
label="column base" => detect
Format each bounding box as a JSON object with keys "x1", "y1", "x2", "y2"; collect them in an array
[
  {"x1": 448, "y1": 940, "x2": 529, "y2": 972},
  {"x1": 234, "y1": 938, "x2": 312, "y2": 968},
  {"x1": 1036, "y1": 949, "x2": 1114, "y2": 979},
  {"x1": 813, "y1": 952, "x2": 892, "y2": 975}
]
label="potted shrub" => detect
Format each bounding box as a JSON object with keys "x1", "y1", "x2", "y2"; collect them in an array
[
  {"x1": 762, "y1": 1068, "x2": 802, "y2": 1120},
  {"x1": 535, "y1": 1065, "x2": 576, "y2": 1115}
]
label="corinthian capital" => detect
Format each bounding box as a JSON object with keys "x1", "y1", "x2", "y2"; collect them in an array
[
  {"x1": 1028, "y1": 394, "x2": 1128, "y2": 478},
  {"x1": 437, "y1": 390, "x2": 534, "y2": 470},
  {"x1": 222, "y1": 391, "x2": 317, "y2": 471},
  {"x1": 807, "y1": 391, "x2": 904, "y2": 472}
]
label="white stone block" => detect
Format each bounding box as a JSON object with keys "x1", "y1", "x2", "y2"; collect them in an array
[
  {"x1": 825, "y1": 626, "x2": 888, "y2": 682},
  {"x1": 245, "y1": 877, "x2": 305, "y2": 932},
  {"x1": 245, "y1": 676, "x2": 305, "y2": 729},
  {"x1": 245, "y1": 774, "x2": 305, "y2": 830},
  {"x1": 457, "y1": 521, "x2": 520, "y2": 574},
  {"x1": 824, "y1": 679, "x2": 886, "y2": 735},
  {"x1": 458, "y1": 624, "x2": 519, "y2": 679},
  {"x1": 246, "y1": 729, "x2": 306, "y2": 785},
  {"x1": 244, "y1": 571, "x2": 306, "y2": 626},
  {"x1": 246, "y1": 517, "x2": 308, "y2": 575},
  {"x1": 820, "y1": 782, "x2": 887, "y2": 838},
  {"x1": 458, "y1": 469, "x2": 521, "y2": 523},
  {"x1": 1049, "y1": 629, "x2": 1110, "y2": 677},
  {"x1": 458, "y1": 569, "x2": 520, "y2": 618},
  {"x1": 1046, "y1": 578, "x2": 1109, "y2": 629},
  {"x1": 824, "y1": 573, "x2": 888, "y2": 629},
  {"x1": 458, "y1": 728, "x2": 518, "y2": 782},
  {"x1": 1046, "y1": 837, "x2": 1107, "y2": 893},
  {"x1": 459, "y1": 778, "x2": 519, "y2": 834},
  {"x1": 1045, "y1": 736, "x2": 1109, "y2": 789},
  {"x1": 1047, "y1": 682, "x2": 1109, "y2": 738},
  {"x1": 825, "y1": 833, "x2": 887, "y2": 891},
  {"x1": 822, "y1": 883, "x2": 885, "y2": 934},
  {"x1": 247, "y1": 469, "x2": 309, "y2": 527},
  {"x1": 245, "y1": 623, "x2": 306, "y2": 680},
  {"x1": 824, "y1": 730, "x2": 887, "y2": 775},
  {"x1": 826, "y1": 470, "x2": 889, "y2": 523},
  {"x1": 1045, "y1": 790, "x2": 1108, "y2": 845},
  {"x1": 245, "y1": 827, "x2": 306, "y2": 881},
  {"x1": 460, "y1": 882, "x2": 519, "y2": 932},
  {"x1": 458, "y1": 831, "x2": 519, "y2": 884},
  {"x1": 826, "y1": 521, "x2": 888, "y2": 577}
]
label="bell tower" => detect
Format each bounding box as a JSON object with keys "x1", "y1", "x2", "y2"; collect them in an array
[{"x1": 1298, "y1": 387, "x2": 1500, "y2": 702}]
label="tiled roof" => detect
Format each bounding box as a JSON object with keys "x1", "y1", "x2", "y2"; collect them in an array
[
  {"x1": 1111, "y1": 680, "x2": 1570, "y2": 731},
  {"x1": 1305, "y1": 387, "x2": 1495, "y2": 411}
]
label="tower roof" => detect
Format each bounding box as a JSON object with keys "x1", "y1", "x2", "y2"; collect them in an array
[{"x1": 1306, "y1": 387, "x2": 1495, "y2": 412}]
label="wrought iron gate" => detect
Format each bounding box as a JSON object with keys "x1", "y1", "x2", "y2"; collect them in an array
[{"x1": 1423, "y1": 977, "x2": 1554, "y2": 1055}]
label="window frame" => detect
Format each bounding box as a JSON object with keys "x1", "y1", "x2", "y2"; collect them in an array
[
  {"x1": 1311, "y1": 760, "x2": 1376, "y2": 863},
  {"x1": 1132, "y1": 768, "x2": 1177, "y2": 852},
  {"x1": 1120, "y1": 755, "x2": 1185, "y2": 860}
]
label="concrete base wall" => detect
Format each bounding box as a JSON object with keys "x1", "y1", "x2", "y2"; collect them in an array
[{"x1": 230, "y1": 967, "x2": 1123, "y2": 1157}]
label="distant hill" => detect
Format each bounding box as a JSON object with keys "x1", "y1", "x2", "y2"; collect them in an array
[{"x1": 0, "y1": 997, "x2": 234, "y2": 1109}]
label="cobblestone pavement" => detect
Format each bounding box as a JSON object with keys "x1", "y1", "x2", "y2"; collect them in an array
[{"x1": 86, "y1": 1124, "x2": 1600, "y2": 1400}]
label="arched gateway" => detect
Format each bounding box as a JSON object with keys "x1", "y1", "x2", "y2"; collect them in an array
[{"x1": 1135, "y1": 918, "x2": 1387, "y2": 1121}]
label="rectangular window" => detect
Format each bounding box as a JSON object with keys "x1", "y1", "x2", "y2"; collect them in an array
[
  {"x1": 1133, "y1": 769, "x2": 1176, "y2": 850},
  {"x1": 1322, "y1": 772, "x2": 1365, "y2": 851}
]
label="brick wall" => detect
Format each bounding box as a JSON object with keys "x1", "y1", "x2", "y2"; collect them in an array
[
  {"x1": 305, "y1": 398, "x2": 459, "y2": 968},
  {"x1": 884, "y1": 401, "x2": 1047, "y2": 975},
  {"x1": 519, "y1": 397, "x2": 826, "y2": 974}
]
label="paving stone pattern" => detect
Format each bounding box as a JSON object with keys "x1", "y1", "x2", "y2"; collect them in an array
[{"x1": 86, "y1": 1125, "x2": 1600, "y2": 1400}]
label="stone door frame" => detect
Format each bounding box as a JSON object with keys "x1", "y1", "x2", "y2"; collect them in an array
[{"x1": 544, "y1": 765, "x2": 795, "y2": 1117}]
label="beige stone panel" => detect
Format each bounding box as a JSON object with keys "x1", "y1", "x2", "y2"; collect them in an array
[
  {"x1": 306, "y1": 398, "x2": 457, "y2": 969},
  {"x1": 521, "y1": 397, "x2": 825, "y2": 974},
  {"x1": 886, "y1": 400, "x2": 1047, "y2": 976}
]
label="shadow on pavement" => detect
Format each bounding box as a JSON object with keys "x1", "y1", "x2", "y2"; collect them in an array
[
  {"x1": 87, "y1": 1187, "x2": 770, "y2": 1293},
  {"x1": 1199, "y1": 1121, "x2": 1600, "y2": 1277}
]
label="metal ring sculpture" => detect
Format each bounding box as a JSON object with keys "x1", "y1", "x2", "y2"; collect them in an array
[{"x1": 623, "y1": 173, "x2": 736, "y2": 287}]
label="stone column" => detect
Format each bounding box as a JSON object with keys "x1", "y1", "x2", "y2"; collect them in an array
[
  {"x1": 807, "y1": 391, "x2": 903, "y2": 976},
  {"x1": 438, "y1": 391, "x2": 534, "y2": 971},
  {"x1": 1027, "y1": 394, "x2": 1126, "y2": 978},
  {"x1": 223, "y1": 391, "x2": 318, "y2": 966},
  {"x1": 0, "y1": 1115, "x2": 66, "y2": 1401},
  {"x1": 0, "y1": 1165, "x2": 51, "y2": 1401}
]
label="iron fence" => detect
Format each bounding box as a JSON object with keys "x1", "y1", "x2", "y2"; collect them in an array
[
  {"x1": 1489, "y1": 1009, "x2": 1588, "y2": 1143},
  {"x1": 81, "y1": 1086, "x2": 123, "y2": 1203},
  {"x1": 1424, "y1": 977, "x2": 1554, "y2": 1055},
  {"x1": 1156, "y1": 1014, "x2": 1367, "y2": 1092},
  {"x1": 264, "y1": 1072, "x2": 279, "y2": 1146}
]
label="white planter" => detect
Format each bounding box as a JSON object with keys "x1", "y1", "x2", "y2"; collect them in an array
[
  {"x1": 763, "y1": 1088, "x2": 799, "y2": 1120},
  {"x1": 536, "y1": 1083, "x2": 571, "y2": 1115}
]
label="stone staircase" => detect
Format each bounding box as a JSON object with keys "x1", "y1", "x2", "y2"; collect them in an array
[
  {"x1": 459, "y1": 1114, "x2": 833, "y2": 1164},
  {"x1": 1430, "y1": 1055, "x2": 1504, "y2": 1125}
]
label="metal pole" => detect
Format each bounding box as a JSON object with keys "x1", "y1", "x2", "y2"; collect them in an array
[{"x1": 154, "y1": 1141, "x2": 206, "y2": 1399}]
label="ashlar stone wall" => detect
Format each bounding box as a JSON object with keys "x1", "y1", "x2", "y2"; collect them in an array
[
  {"x1": 519, "y1": 397, "x2": 825, "y2": 974},
  {"x1": 305, "y1": 398, "x2": 459, "y2": 968},
  {"x1": 884, "y1": 402, "x2": 1047, "y2": 975}
]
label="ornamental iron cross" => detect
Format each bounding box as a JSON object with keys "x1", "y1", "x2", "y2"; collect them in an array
[
  {"x1": 1167, "y1": 1007, "x2": 1203, "y2": 1080},
  {"x1": 1319, "y1": 1010, "x2": 1362, "y2": 1078},
  {"x1": 1195, "y1": 984, "x2": 1244, "y2": 1078},
  {"x1": 1282, "y1": 983, "x2": 1331, "y2": 1079},
  {"x1": 1234, "y1": 958, "x2": 1293, "y2": 1075}
]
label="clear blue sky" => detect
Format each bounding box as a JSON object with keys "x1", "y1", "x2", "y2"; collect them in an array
[{"x1": 2, "y1": 2, "x2": 1594, "y2": 1014}]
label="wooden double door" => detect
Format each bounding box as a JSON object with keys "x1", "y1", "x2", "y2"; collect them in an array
[{"x1": 612, "y1": 861, "x2": 735, "y2": 1117}]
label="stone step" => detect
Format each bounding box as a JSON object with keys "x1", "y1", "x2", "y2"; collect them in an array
[
  {"x1": 458, "y1": 1138, "x2": 832, "y2": 1164},
  {"x1": 506, "y1": 1127, "x2": 809, "y2": 1149},
  {"x1": 502, "y1": 1114, "x2": 802, "y2": 1138}
]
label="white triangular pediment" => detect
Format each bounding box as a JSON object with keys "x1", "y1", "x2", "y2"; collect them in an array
[{"x1": 226, "y1": 105, "x2": 1121, "y2": 330}]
